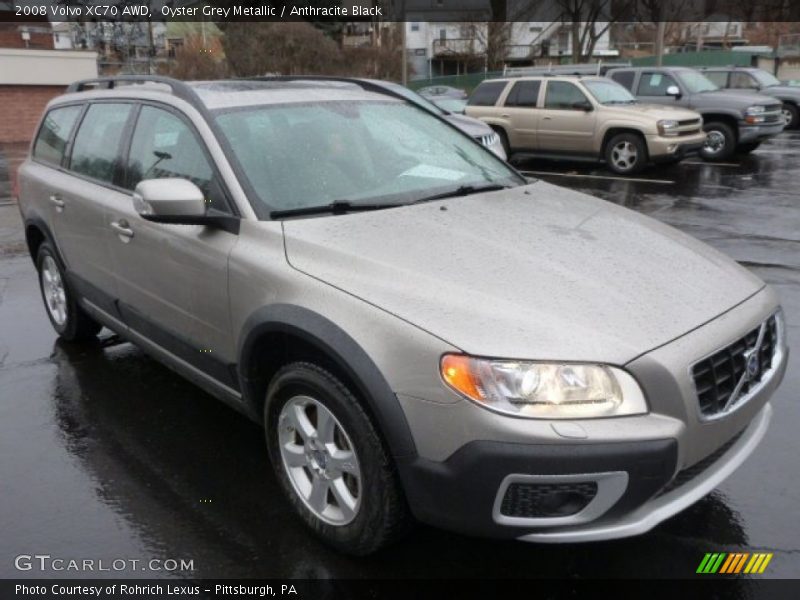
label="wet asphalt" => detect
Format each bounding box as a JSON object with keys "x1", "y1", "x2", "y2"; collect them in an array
[{"x1": 0, "y1": 133, "x2": 798, "y2": 581}]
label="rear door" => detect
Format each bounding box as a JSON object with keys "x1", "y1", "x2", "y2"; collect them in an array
[
  {"x1": 107, "y1": 103, "x2": 240, "y2": 385},
  {"x1": 47, "y1": 102, "x2": 134, "y2": 312},
  {"x1": 537, "y1": 80, "x2": 597, "y2": 153},
  {"x1": 499, "y1": 80, "x2": 541, "y2": 150}
]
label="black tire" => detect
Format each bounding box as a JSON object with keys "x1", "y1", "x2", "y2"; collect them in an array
[
  {"x1": 700, "y1": 121, "x2": 736, "y2": 161},
  {"x1": 265, "y1": 362, "x2": 411, "y2": 555},
  {"x1": 604, "y1": 132, "x2": 647, "y2": 175},
  {"x1": 35, "y1": 242, "x2": 102, "y2": 342},
  {"x1": 492, "y1": 126, "x2": 510, "y2": 156},
  {"x1": 736, "y1": 142, "x2": 762, "y2": 154},
  {"x1": 782, "y1": 103, "x2": 799, "y2": 129}
]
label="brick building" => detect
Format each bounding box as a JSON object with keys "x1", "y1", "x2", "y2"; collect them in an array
[{"x1": 0, "y1": 19, "x2": 97, "y2": 200}]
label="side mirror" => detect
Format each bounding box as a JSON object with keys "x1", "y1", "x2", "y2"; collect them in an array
[
  {"x1": 666, "y1": 85, "x2": 682, "y2": 98},
  {"x1": 572, "y1": 100, "x2": 593, "y2": 112},
  {"x1": 132, "y1": 178, "x2": 239, "y2": 234}
]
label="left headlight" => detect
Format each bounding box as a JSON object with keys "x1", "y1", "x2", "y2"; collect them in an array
[{"x1": 441, "y1": 355, "x2": 648, "y2": 419}]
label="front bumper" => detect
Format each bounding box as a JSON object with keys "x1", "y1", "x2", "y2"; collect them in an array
[
  {"x1": 739, "y1": 121, "x2": 785, "y2": 143},
  {"x1": 396, "y1": 403, "x2": 771, "y2": 541},
  {"x1": 646, "y1": 131, "x2": 708, "y2": 161}
]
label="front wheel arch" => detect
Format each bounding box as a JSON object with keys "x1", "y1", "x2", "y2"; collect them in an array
[{"x1": 237, "y1": 305, "x2": 418, "y2": 459}]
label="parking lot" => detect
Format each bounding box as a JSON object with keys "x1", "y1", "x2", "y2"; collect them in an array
[{"x1": 0, "y1": 132, "x2": 798, "y2": 580}]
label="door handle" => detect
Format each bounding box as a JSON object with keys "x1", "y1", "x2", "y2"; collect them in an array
[
  {"x1": 500, "y1": 114, "x2": 510, "y2": 118},
  {"x1": 49, "y1": 194, "x2": 65, "y2": 209},
  {"x1": 542, "y1": 116, "x2": 552, "y2": 121},
  {"x1": 111, "y1": 219, "x2": 134, "y2": 239}
]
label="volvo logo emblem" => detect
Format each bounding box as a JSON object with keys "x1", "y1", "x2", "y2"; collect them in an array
[{"x1": 744, "y1": 350, "x2": 760, "y2": 380}]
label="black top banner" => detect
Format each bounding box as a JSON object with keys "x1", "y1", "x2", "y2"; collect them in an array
[{"x1": 4, "y1": 0, "x2": 800, "y2": 23}]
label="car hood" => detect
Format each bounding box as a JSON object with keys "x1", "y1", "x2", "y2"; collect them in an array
[
  {"x1": 709, "y1": 89, "x2": 780, "y2": 107},
  {"x1": 282, "y1": 182, "x2": 764, "y2": 365},
  {"x1": 760, "y1": 85, "x2": 800, "y2": 99},
  {"x1": 444, "y1": 113, "x2": 493, "y2": 137},
  {"x1": 605, "y1": 103, "x2": 701, "y2": 120}
]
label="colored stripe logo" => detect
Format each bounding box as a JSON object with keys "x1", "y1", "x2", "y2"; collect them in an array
[{"x1": 697, "y1": 552, "x2": 773, "y2": 574}]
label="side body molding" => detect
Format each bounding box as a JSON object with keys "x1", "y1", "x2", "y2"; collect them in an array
[{"x1": 237, "y1": 304, "x2": 418, "y2": 458}]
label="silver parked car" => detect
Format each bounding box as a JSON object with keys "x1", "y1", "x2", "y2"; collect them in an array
[{"x1": 18, "y1": 76, "x2": 788, "y2": 555}]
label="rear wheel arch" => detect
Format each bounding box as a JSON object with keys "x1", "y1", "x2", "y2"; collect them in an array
[{"x1": 237, "y1": 305, "x2": 417, "y2": 459}]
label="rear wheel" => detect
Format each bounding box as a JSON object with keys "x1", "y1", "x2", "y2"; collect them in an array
[
  {"x1": 36, "y1": 242, "x2": 101, "y2": 341},
  {"x1": 265, "y1": 362, "x2": 410, "y2": 555},
  {"x1": 604, "y1": 133, "x2": 647, "y2": 175},
  {"x1": 700, "y1": 121, "x2": 736, "y2": 161},
  {"x1": 782, "y1": 103, "x2": 799, "y2": 129}
]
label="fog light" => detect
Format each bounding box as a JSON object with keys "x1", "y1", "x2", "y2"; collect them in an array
[{"x1": 667, "y1": 144, "x2": 677, "y2": 153}]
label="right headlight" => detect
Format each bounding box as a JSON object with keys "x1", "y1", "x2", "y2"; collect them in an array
[
  {"x1": 440, "y1": 355, "x2": 648, "y2": 419},
  {"x1": 657, "y1": 119, "x2": 680, "y2": 136}
]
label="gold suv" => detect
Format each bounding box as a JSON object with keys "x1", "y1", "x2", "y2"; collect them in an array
[{"x1": 466, "y1": 75, "x2": 707, "y2": 175}]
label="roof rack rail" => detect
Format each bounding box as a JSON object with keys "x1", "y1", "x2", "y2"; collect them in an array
[
  {"x1": 66, "y1": 75, "x2": 203, "y2": 108},
  {"x1": 503, "y1": 61, "x2": 631, "y2": 78},
  {"x1": 244, "y1": 75, "x2": 415, "y2": 104}
]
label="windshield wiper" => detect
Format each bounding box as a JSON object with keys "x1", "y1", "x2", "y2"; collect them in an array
[
  {"x1": 270, "y1": 200, "x2": 403, "y2": 219},
  {"x1": 411, "y1": 183, "x2": 509, "y2": 204}
]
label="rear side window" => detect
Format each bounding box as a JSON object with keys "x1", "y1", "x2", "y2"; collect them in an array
[
  {"x1": 730, "y1": 71, "x2": 757, "y2": 89},
  {"x1": 126, "y1": 106, "x2": 228, "y2": 213},
  {"x1": 504, "y1": 81, "x2": 541, "y2": 107},
  {"x1": 609, "y1": 71, "x2": 635, "y2": 91},
  {"x1": 70, "y1": 103, "x2": 133, "y2": 184},
  {"x1": 704, "y1": 71, "x2": 729, "y2": 88},
  {"x1": 468, "y1": 81, "x2": 507, "y2": 106},
  {"x1": 33, "y1": 105, "x2": 82, "y2": 166}
]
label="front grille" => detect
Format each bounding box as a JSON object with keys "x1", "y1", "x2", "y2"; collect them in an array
[
  {"x1": 678, "y1": 119, "x2": 702, "y2": 127},
  {"x1": 476, "y1": 133, "x2": 498, "y2": 147},
  {"x1": 764, "y1": 105, "x2": 783, "y2": 123},
  {"x1": 500, "y1": 481, "x2": 597, "y2": 518},
  {"x1": 656, "y1": 429, "x2": 744, "y2": 497},
  {"x1": 691, "y1": 315, "x2": 778, "y2": 417}
]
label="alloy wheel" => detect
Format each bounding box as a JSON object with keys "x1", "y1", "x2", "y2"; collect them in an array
[
  {"x1": 41, "y1": 255, "x2": 67, "y2": 326},
  {"x1": 278, "y1": 395, "x2": 362, "y2": 525},
  {"x1": 611, "y1": 141, "x2": 638, "y2": 172},
  {"x1": 704, "y1": 130, "x2": 726, "y2": 155}
]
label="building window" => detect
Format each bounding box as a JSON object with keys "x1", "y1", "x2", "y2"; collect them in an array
[{"x1": 411, "y1": 22, "x2": 419, "y2": 32}]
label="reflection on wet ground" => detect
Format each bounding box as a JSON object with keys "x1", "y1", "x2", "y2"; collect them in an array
[{"x1": 0, "y1": 134, "x2": 798, "y2": 580}]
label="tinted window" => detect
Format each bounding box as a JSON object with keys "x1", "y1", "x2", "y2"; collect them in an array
[
  {"x1": 127, "y1": 106, "x2": 227, "y2": 212},
  {"x1": 33, "y1": 105, "x2": 82, "y2": 166},
  {"x1": 468, "y1": 81, "x2": 507, "y2": 106},
  {"x1": 609, "y1": 70, "x2": 635, "y2": 91},
  {"x1": 70, "y1": 103, "x2": 132, "y2": 183},
  {"x1": 704, "y1": 71, "x2": 729, "y2": 87},
  {"x1": 730, "y1": 71, "x2": 758, "y2": 89},
  {"x1": 505, "y1": 81, "x2": 541, "y2": 107},
  {"x1": 544, "y1": 81, "x2": 589, "y2": 109},
  {"x1": 637, "y1": 72, "x2": 679, "y2": 96}
]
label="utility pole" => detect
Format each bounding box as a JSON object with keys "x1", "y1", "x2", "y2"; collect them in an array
[
  {"x1": 401, "y1": 22, "x2": 407, "y2": 85},
  {"x1": 655, "y1": 21, "x2": 666, "y2": 66}
]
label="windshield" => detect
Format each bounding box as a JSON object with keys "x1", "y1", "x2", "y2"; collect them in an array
[
  {"x1": 583, "y1": 79, "x2": 636, "y2": 104},
  {"x1": 676, "y1": 71, "x2": 718, "y2": 93},
  {"x1": 752, "y1": 69, "x2": 781, "y2": 87},
  {"x1": 216, "y1": 100, "x2": 522, "y2": 217}
]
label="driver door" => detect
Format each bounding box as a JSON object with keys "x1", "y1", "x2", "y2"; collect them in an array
[
  {"x1": 537, "y1": 81, "x2": 597, "y2": 153},
  {"x1": 108, "y1": 104, "x2": 240, "y2": 386}
]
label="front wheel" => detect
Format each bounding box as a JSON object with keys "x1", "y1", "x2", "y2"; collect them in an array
[
  {"x1": 604, "y1": 133, "x2": 647, "y2": 175},
  {"x1": 265, "y1": 362, "x2": 410, "y2": 555},
  {"x1": 36, "y1": 242, "x2": 102, "y2": 341},
  {"x1": 700, "y1": 121, "x2": 736, "y2": 161},
  {"x1": 782, "y1": 103, "x2": 799, "y2": 129}
]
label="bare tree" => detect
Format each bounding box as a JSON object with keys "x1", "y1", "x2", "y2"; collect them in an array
[{"x1": 556, "y1": 0, "x2": 635, "y2": 62}]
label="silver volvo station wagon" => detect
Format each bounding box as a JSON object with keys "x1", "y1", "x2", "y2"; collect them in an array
[{"x1": 17, "y1": 76, "x2": 788, "y2": 555}]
